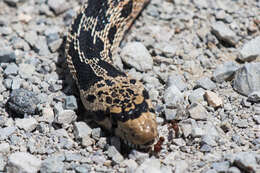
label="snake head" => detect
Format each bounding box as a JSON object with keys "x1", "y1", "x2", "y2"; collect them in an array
[{"x1": 110, "y1": 88, "x2": 158, "y2": 148}]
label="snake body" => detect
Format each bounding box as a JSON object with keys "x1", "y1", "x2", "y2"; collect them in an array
[{"x1": 65, "y1": 0, "x2": 158, "y2": 148}]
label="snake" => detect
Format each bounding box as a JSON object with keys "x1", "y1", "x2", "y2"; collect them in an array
[{"x1": 65, "y1": 0, "x2": 158, "y2": 149}]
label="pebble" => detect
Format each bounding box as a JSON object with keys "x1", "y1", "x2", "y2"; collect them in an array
[
  {"x1": 188, "y1": 103, "x2": 208, "y2": 120},
  {"x1": 175, "y1": 160, "x2": 189, "y2": 173},
  {"x1": 48, "y1": 0, "x2": 70, "y2": 15},
  {"x1": 0, "y1": 142, "x2": 10, "y2": 153},
  {"x1": 200, "y1": 144, "x2": 212, "y2": 152},
  {"x1": 107, "y1": 146, "x2": 124, "y2": 164},
  {"x1": 54, "y1": 110, "x2": 77, "y2": 124},
  {"x1": 0, "y1": 47, "x2": 16, "y2": 63},
  {"x1": 123, "y1": 159, "x2": 138, "y2": 173},
  {"x1": 73, "y1": 121, "x2": 92, "y2": 140},
  {"x1": 40, "y1": 157, "x2": 65, "y2": 173},
  {"x1": 211, "y1": 161, "x2": 230, "y2": 172},
  {"x1": 0, "y1": 126, "x2": 16, "y2": 140},
  {"x1": 64, "y1": 95, "x2": 78, "y2": 110},
  {"x1": 8, "y1": 89, "x2": 39, "y2": 116},
  {"x1": 204, "y1": 91, "x2": 223, "y2": 108},
  {"x1": 167, "y1": 73, "x2": 187, "y2": 91},
  {"x1": 191, "y1": 127, "x2": 205, "y2": 138},
  {"x1": 135, "y1": 158, "x2": 161, "y2": 173},
  {"x1": 239, "y1": 36, "x2": 260, "y2": 62},
  {"x1": 4, "y1": 63, "x2": 19, "y2": 76},
  {"x1": 212, "y1": 61, "x2": 239, "y2": 83},
  {"x1": 232, "y1": 152, "x2": 258, "y2": 172},
  {"x1": 15, "y1": 117, "x2": 37, "y2": 132},
  {"x1": 211, "y1": 21, "x2": 238, "y2": 46},
  {"x1": 247, "y1": 91, "x2": 260, "y2": 103},
  {"x1": 6, "y1": 152, "x2": 42, "y2": 173},
  {"x1": 195, "y1": 77, "x2": 217, "y2": 90},
  {"x1": 164, "y1": 85, "x2": 184, "y2": 107},
  {"x1": 233, "y1": 62, "x2": 260, "y2": 96},
  {"x1": 188, "y1": 88, "x2": 205, "y2": 104},
  {"x1": 121, "y1": 42, "x2": 153, "y2": 72}
]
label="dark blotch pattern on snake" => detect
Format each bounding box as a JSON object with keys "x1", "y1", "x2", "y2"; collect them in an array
[{"x1": 65, "y1": 0, "x2": 158, "y2": 148}]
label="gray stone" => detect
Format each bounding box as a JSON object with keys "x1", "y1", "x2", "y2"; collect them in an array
[
  {"x1": 233, "y1": 62, "x2": 260, "y2": 96},
  {"x1": 136, "y1": 158, "x2": 161, "y2": 173},
  {"x1": 195, "y1": 77, "x2": 217, "y2": 90},
  {"x1": 211, "y1": 161, "x2": 230, "y2": 172},
  {"x1": 48, "y1": 0, "x2": 70, "y2": 15},
  {"x1": 48, "y1": 38, "x2": 63, "y2": 52},
  {"x1": 188, "y1": 88, "x2": 205, "y2": 104},
  {"x1": 0, "y1": 26, "x2": 12, "y2": 35},
  {"x1": 205, "y1": 169, "x2": 217, "y2": 173},
  {"x1": 24, "y1": 30, "x2": 38, "y2": 48},
  {"x1": 164, "y1": 108, "x2": 177, "y2": 121},
  {"x1": 191, "y1": 127, "x2": 205, "y2": 138},
  {"x1": 175, "y1": 160, "x2": 189, "y2": 173},
  {"x1": 91, "y1": 127, "x2": 102, "y2": 140},
  {"x1": 200, "y1": 144, "x2": 212, "y2": 152},
  {"x1": 19, "y1": 63, "x2": 36, "y2": 78},
  {"x1": 164, "y1": 85, "x2": 184, "y2": 107},
  {"x1": 129, "y1": 150, "x2": 149, "y2": 164},
  {"x1": 54, "y1": 110, "x2": 77, "y2": 124},
  {"x1": 11, "y1": 78, "x2": 22, "y2": 90},
  {"x1": 35, "y1": 36, "x2": 50, "y2": 56},
  {"x1": 40, "y1": 157, "x2": 65, "y2": 173},
  {"x1": 65, "y1": 153, "x2": 83, "y2": 162},
  {"x1": 0, "y1": 47, "x2": 16, "y2": 62},
  {"x1": 0, "y1": 155, "x2": 5, "y2": 171},
  {"x1": 212, "y1": 61, "x2": 239, "y2": 83},
  {"x1": 0, "y1": 142, "x2": 10, "y2": 153},
  {"x1": 73, "y1": 121, "x2": 92, "y2": 139},
  {"x1": 4, "y1": 63, "x2": 19, "y2": 76},
  {"x1": 107, "y1": 146, "x2": 124, "y2": 164},
  {"x1": 201, "y1": 135, "x2": 217, "y2": 147},
  {"x1": 188, "y1": 103, "x2": 208, "y2": 120},
  {"x1": 4, "y1": 0, "x2": 20, "y2": 7},
  {"x1": 15, "y1": 117, "x2": 37, "y2": 132},
  {"x1": 121, "y1": 42, "x2": 153, "y2": 72},
  {"x1": 8, "y1": 89, "x2": 39, "y2": 116},
  {"x1": 75, "y1": 165, "x2": 90, "y2": 173},
  {"x1": 239, "y1": 36, "x2": 260, "y2": 62},
  {"x1": 167, "y1": 73, "x2": 187, "y2": 91},
  {"x1": 65, "y1": 95, "x2": 78, "y2": 110},
  {"x1": 123, "y1": 159, "x2": 138, "y2": 173},
  {"x1": 247, "y1": 91, "x2": 260, "y2": 103},
  {"x1": 0, "y1": 127, "x2": 16, "y2": 140},
  {"x1": 211, "y1": 21, "x2": 238, "y2": 46},
  {"x1": 6, "y1": 152, "x2": 42, "y2": 173}
]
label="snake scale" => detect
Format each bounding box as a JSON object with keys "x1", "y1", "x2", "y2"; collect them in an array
[{"x1": 65, "y1": 0, "x2": 158, "y2": 149}]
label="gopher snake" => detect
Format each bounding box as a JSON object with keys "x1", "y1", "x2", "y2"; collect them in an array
[{"x1": 65, "y1": 0, "x2": 158, "y2": 148}]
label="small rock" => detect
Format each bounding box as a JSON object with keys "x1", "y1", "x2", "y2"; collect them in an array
[
  {"x1": 48, "y1": 0, "x2": 70, "y2": 15},
  {"x1": 136, "y1": 158, "x2": 161, "y2": 173},
  {"x1": 212, "y1": 61, "x2": 239, "y2": 83},
  {"x1": 191, "y1": 127, "x2": 205, "y2": 138},
  {"x1": 40, "y1": 157, "x2": 65, "y2": 173},
  {"x1": 48, "y1": 38, "x2": 63, "y2": 52},
  {"x1": 239, "y1": 36, "x2": 260, "y2": 62},
  {"x1": 91, "y1": 127, "x2": 102, "y2": 140},
  {"x1": 107, "y1": 146, "x2": 124, "y2": 164},
  {"x1": 167, "y1": 73, "x2": 187, "y2": 91},
  {"x1": 227, "y1": 167, "x2": 241, "y2": 173},
  {"x1": 15, "y1": 117, "x2": 37, "y2": 132},
  {"x1": 247, "y1": 91, "x2": 260, "y2": 103},
  {"x1": 164, "y1": 108, "x2": 177, "y2": 121},
  {"x1": 0, "y1": 126, "x2": 16, "y2": 140},
  {"x1": 188, "y1": 103, "x2": 208, "y2": 120},
  {"x1": 175, "y1": 160, "x2": 189, "y2": 173},
  {"x1": 73, "y1": 121, "x2": 92, "y2": 140},
  {"x1": 233, "y1": 62, "x2": 260, "y2": 96},
  {"x1": 8, "y1": 89, "x2": 40, "y2": 116},
  {"x1": 121, "y1": 42, "x2": 153, "y2": 72},
  {"x1": 200, "y1": 144, "x2": 212, "y2": 152},
  {"x1": 64, "y1": 95, "x2": 78, "y2": 110},
  {"x1": 39, "y1": 106, "x2": 55, "y2": 123},
  {"x1": 164, "y1": 85, "x2": 184, "y2": 107},
  {"x1": 65, "y1": 153, "x2": 83, "y2": 162},
  {"x1": 129, "y1": 150, "x2": 149, "y2": 164},
  {"x1": 188, "y1": 88, "x2": 205, "y2": 104},
  {"x1": 204, "y1": 91, "x2": 223, "y2": 108},
  {"x1": 195, "y1": 77, "x2": 217, "y2": 90},
  {"x1": 211, "y1": 161, "x2": 230, "y2": 172},
  {"x1": 201, "y1": 135, "x2": 217, "y2": 147},
  {"x1": 54, "y1": 110, "x2": 77, "y2": 124},
  {"x1": 6, "y1": 152, "x2": 42, "y2": 173},
  {"x1": 0, "y1": 142, "x2": 10, "y2": 153},
  {"x1": 4, "y1": 63, "x2": 19, "y2": 76},
  {"x1": 123, "y1": 159, "x2": 138, "y2": 173},
  {"x1": 211, "y1": 21, "x2": 238, "y2": 46},
  {"x1": 0, "y1": 47, "x2": 16, "y2": 62}
]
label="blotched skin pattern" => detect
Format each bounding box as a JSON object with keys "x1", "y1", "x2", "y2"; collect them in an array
[{"x1": 66, "y1": 0, "x2": 158, "y2": 148}]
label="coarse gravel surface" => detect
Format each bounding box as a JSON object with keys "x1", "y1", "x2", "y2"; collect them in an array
[{"x1": 0, "y1": 0, "x2": 260, "y2": 173}]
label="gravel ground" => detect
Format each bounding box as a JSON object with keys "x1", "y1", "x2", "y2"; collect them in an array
[{"x1": 0, "y1": 0, "x2": 260, "y2": 172}]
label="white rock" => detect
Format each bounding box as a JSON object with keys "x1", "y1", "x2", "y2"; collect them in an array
[
  {"x1": 239, "y1": 36, "x2": 260, "y2": 62},
  {"x1": 15, "y1": 117, "x2": 37, "y2": 132},
  {"x1": 121, "y1": 42, "x2": 153, "y2": 72},
  {"x1": 204, "y1": 91, "x2": 223, "y2": 108},
  {"x1": 6, "y1": 152, "x2": 42, "y2": 173}
]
